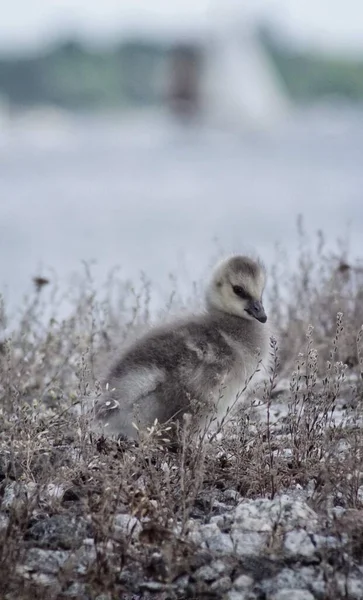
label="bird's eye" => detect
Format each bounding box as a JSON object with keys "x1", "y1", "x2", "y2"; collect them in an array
[{"x1": 232, "y1": 285, "x2": 249, "y2": 299}]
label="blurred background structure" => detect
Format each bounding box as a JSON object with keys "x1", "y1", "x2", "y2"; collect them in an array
[{"x1": 1, "y1": 0, "x2": 363, "y2": 310}]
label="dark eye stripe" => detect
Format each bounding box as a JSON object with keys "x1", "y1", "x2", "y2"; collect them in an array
[{"x1": 232, "y1": 285, "x2": 250, "y2": 300}]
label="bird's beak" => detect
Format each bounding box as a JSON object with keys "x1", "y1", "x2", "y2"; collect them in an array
[{"x1": 246, "y1": 300, "x2": 267, "y2": 323}]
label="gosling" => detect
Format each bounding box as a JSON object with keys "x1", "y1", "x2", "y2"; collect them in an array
[{"x1": 93, "y1": 255, "x2": 270, "y2": 439}]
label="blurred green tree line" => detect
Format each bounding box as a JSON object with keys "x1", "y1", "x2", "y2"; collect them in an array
[
  {"x1": 0, "y1": 28, "x2": 363, "y2": 110},
  {"x1": 0, "y1": 39, "x2": 168, "y2": 109}
]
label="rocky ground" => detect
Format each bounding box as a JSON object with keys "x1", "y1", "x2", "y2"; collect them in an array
[
  {"x1": 3, "y1": 478, "x2": 363, "y2": 600},
  {"x1": 1, "y1": 383, "x2": 363, "y2": 600},
  {"x1": 1, "y1": 244, "x2": 363, "y2": 599}
]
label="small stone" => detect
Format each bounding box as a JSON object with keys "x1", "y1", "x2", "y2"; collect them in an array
[
  {"x1": 233, "y1": 574, "x2": 254, "y2": 590},
  {"x1": 194, "y1": 565, "x2": 217, "y2": 581},
  {"x1": 1, "y1": 482, "x2": 36, "y2": 510},
  {"x1": 210, "y1": 575, "x2": 232, "y2": 593},
  {"x1": 118, "y1": 565, "x2": 143, "y2": 588},
  {"x1": 211, "y1": 499, "x2": 229, "y2": 512},
  {"x1": 330, "y1": 506, "x2": 346, "y2": 519},
  {"x1": 232, "y1": 531, "x2": 268, "y2": 556},
  {"x1": 113, "y1": 514, "x2": 142, "y2": 541},
  {"x1": 226, "y1": 591, "x2": 255, "y2": 600},
  {"x1": 203, "y1": 532, "x2": 234, "y2": 554},
  {"x1": 174, "y1": 574, "x2": 189, "y2": 590},
  {"x1": 284, "y1": 530, "x2": 316, "y2": 558},
  {"x1": 348, "y1": 578, "x2": 363, "y2": 599},
  {"x1": 270, "y1": 591, "x2": 314, "y2": 600},
  {"x1": 261, "y1": 567, "x2": 312, "y2": 595},
  {"x1": 63, "y1": 582, "x2": 88, "y2": 598},
  {"x1": 199, "y1": 522, "x2": 221, "y2": 540},
  {"x1": 301, "y1": 567, "x2": 326, "y2": 596},
  {"x1": 313, "y1": 534, "x2": 345, "y2": 549},
  {"x1": 42, "y1": 483, "x2": 65, "y2": 500},
  {"x1": 27, "y1": 515, "x2": 90, "y2": 550},
  {"x1": 27, "y1": 572, "x2": 60, "y2": 590},
  {"x1": 0, "y1": 513, "x2": 9, "y2": 531},
  {"x1": 74, "y1": 543, "x2": 98, "y2": 575},
  {"x1": 234, "y1": 496, "x2": 318, "y2": 533},
  {"x1": 186, "y1": 519, "x2": 202, "y2": 545},
  {"x1": 18, "y1": 548, "x2": 70, "y2": 575},
  {"x1": 223, "y1": 489, "x2": 241, "y2": 503},
  {"x1": 210, "y1": 559, "x2": 227, "y2": 575},
  {"x1": 140, "y1": 581, "x2": 176, "y2": 591},
  {"x1": 199, "y1": 521, "x2": 234, "y2": 554},
  {"x1": 210, "y1": 513, "x2": 233, "y2": 529}
]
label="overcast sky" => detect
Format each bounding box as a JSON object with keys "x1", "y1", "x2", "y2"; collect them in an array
[{"x1": 1, "y1": 0, "x2": 363, "y2": 55}]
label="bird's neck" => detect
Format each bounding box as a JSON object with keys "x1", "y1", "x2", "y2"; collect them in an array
[{"x1": 207, "y1": 308, "x2": 266, "y2": 354}]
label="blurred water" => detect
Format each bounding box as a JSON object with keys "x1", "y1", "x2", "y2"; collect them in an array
[{"x1": 1, "y1": 106, "x2": 363, "y2": 311}]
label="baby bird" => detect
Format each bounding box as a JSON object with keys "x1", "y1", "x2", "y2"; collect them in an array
[{"x1": 93, "y1": 255, "x2": 270, "y2": 439}]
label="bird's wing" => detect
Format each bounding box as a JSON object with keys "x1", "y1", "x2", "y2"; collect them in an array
[
  {"x1": 95, "y1": 365, "x2": 165, "y2": 421},
  {"x1": 181, "y1": 330, "x2": 233, "y2": 368}
]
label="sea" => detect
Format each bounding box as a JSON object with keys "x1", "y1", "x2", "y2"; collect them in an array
[{"x1": 1, "y1": 105, "x2": 363, "y2": 317}]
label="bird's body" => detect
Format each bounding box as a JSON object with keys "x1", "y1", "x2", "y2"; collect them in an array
[{"x1": 93, "y1": 255, "x2": 270, "y2": 439}]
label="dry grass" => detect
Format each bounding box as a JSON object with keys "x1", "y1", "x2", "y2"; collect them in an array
[{"x1": 1, "y1": 223, "x2": 363, "y2": 598}]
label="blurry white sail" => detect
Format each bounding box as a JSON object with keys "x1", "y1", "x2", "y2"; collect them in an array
[{"x1": 200, "y1": 17, "x2": 290, "y2": 130}]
